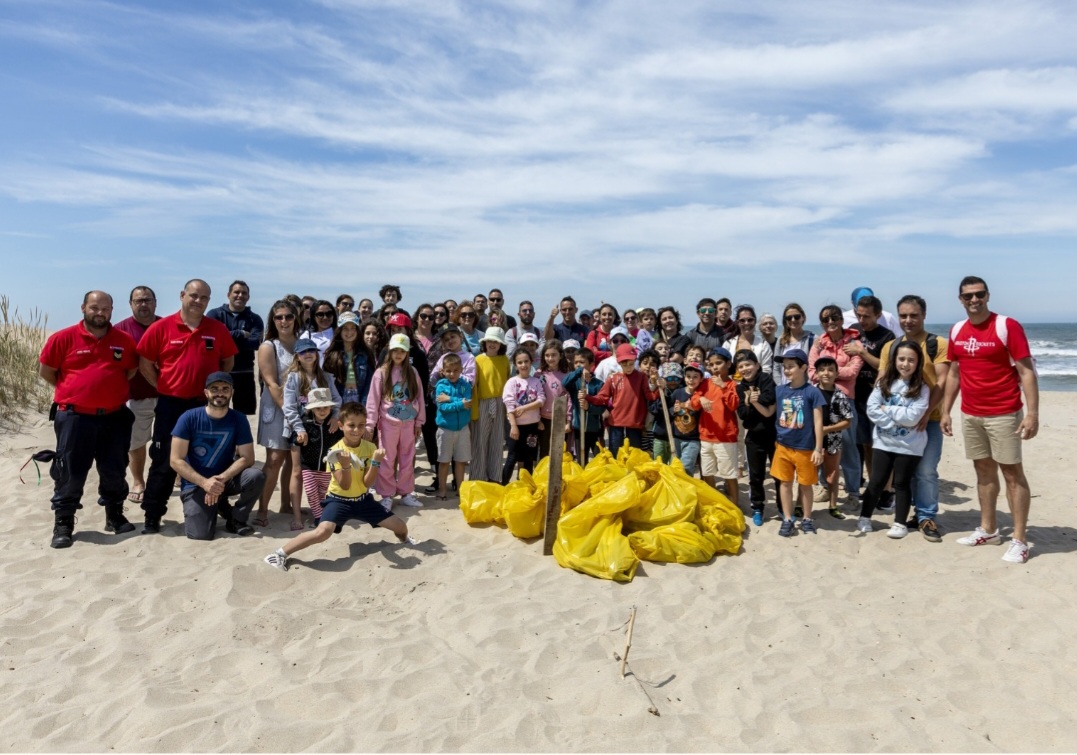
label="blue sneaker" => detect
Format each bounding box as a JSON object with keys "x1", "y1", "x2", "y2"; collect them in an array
[
  {"x1": 779, "y1": 518, "x2": 796, "y2": 537},
  {"x1": 752, "y1": 510, "x2": 764, "y2": 527},
  {"x1": 800, "y1": 518, "x2": 817, "y2": 534}
]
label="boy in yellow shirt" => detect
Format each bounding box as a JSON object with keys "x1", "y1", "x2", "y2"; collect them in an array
[{"x1": 263, "y1": 402, "x2": 419, "y2": 571}]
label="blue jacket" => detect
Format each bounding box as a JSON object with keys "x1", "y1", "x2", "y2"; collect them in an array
[
  {"x1": 435, "y1": 378, "x2": 472, "y2": 431},
  {"x1": 206, "y1": 305, "x2": 264, "y2": 372},
  {"x1": 561, "y1": 367, "x2": 605, "y2": 433}
]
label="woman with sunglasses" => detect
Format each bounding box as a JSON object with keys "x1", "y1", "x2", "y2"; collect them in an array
[
  {"x1": 300, "y1": 300, "x2": 337, "y2": 363},
  {"x1": 452, "y1": 300, "x2": 483, "y2": 356},
  {"x1": 412, "y1": 303, "x2": 438, "y2": 354},
  {"x1": 723, "y1": 305, "x2": 774, "y2": 379},
  {"x1": 776, "y1": 303, "x2": 815, "y2": 386},
  {"x1": 255, "y1": 299, "x2": 301, "y2": 526}
]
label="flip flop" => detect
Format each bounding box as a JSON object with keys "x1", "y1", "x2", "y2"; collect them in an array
[
  {"x1": 127, "y1": 490, "x2": 144, "y2": 503},
  {"x1": 253, "y1": 516, "x2": 269, "y2": 528}
]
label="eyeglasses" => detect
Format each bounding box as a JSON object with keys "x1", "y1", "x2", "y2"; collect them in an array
[
  {"x1": 274, "y1": 314, "x2": 296, "y2": 321},
  {"x1": 489, "y1": 297, "x2": 503, "y2": 303},
  {"x1": 315, "y1": 311, "x2": 334, "y2": 319},
  {"x1": 418, "y1": 313, "x2": 434, "y2": 320},
  {"x1": 459, "y1": 312, "x2": 476, "y2": 319},
  {"x1": 785, "y1": 314, "x2": 803, "y2": 322},
  {"x1": 822, "y1": 315, "x2": 843, "y2": 324},
  {"x1": 131, "y1": 297, "x2": 155, "y2": 305},
  {"x1": 738, "y1": 318, "x2": 756, "y2": 325},
  {"x1": 960, "y1": 290, "x2": 988, "y2": 301},
  {"x1": 698, "y1": 307, "x2": 716, "y2": 314}
]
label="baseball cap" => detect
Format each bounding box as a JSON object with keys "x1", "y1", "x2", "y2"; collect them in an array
[
  {"x1": 205, "y1": 371, "x2": 233, "y2": 388},
  {"x1": 563, "y1": 339, "x2": 581, "y2": 350},
  {"x1": 708, "y1": 347, "x2": 733, "y2": 363},
  {"x1": 294, "y1": 338, "x2": 318, "y2": 354},
  {"x1": 388, "y1": 333, "x2": 411, "y2": 351},
  {"x1": 615, "y1": 344, "x2": 636, "y2": 362},
  {"x1": 338, "y1": 311, "x2": 360, "y2": 327},
  {"x1": 782, "y1": 348, "x2": 809, "y2": 365},
  {"x1": 519, "y1": 332, "x2": 539, "y2": 345},
  {"x1": 387, "y1": 312, "x2": 412, "y2": 329}
]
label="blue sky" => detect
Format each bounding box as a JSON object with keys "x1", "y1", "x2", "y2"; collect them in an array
[{"x1": 2, "y1": 0, "x2": 1076, "y2": 328}]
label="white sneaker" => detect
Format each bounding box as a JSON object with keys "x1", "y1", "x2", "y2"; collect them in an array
[
  {"x1": 404, "y1": 535, "x2": 422, "y2": 546},
  {"x1": 1001, "y1": 539, "x2": 1029, "y2": 564},
  {"x1": 263, "y1": 548, "x2": 288, "y2": 571},
  {"x1": 379, "y1": 497, "x2": 393, "y2": 512},
  {"x1": 956, "y1": 527, "x2": 1000, "y2": 546},
  {"x1": 399, "y1": 493, "x2": 423, "y2": 508},
  {"x1": 887, "y1": 523, "x2": 908, "y2": 539},
  {"x1": 857, "y1": 516, "x2": 872, "y2": 534}
]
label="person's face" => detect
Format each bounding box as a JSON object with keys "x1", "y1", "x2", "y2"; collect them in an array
[
  {"x1": 487, "y1": 311, "x2": 502, "y2": 327},
  {"x1": 620, "y1": 359, "x2": 636, "y2": 375},
  {"x1": 560, "y1": 300, "x2": 577, "y2": 323},
  {"x1": 895, "y1": 347, "x2": 919, "y2": 379},
  {"x1": 272, "y1": 307, "x2": 296, "y2": 333},
  {"x1": 302, "y1": 297, "x2": 315, "y2": 315},
  {"x1": 815, "y1": 363, "x2": 837, "y2": 386},
  {"x1": 522, "y1": 342, "x2": 538, "y2": 358},
  {"x1": 442, "y1": 332, "x2": 462, "y2": 352},
  {"x1": 518, "y1": 304, "x2": 535, "y2": 325},
  {"x1": 686, "y1": 348, "x2": 705, "y2": 364},
  {"x1": 697, "y1": 304, "x2": 716, "y2": 328},
  {"x1": 130, "y1": 289, "x2": 156, "y2": 320},
  {"x1": 82, "y1": 292, "x2": 113, "y2": 329},
  {"x1": 312, "y1": 406, "x2": 333, "y2": 422},
  {"x1": 783, "y1": 360, "x2": 806, "y2": 382},
  {"x1": 654, "y1": 342, "x2": 669, "y2": 361},
  {"x1": 574, "y1": 354, "x2": 592, "y2": 372},
  {"x1": 716, "y1": 302, "x2": 732, "y2": 324},
  {"x1": 611, "y1": 335, "x2": 629, "y2": 349},
  {"x1": 580, "y1": 314, "x2": 592, "y2": 328},
  {"x1": 416, "y1": 308, "x2": 435, "y2": 329},
  {"x1": 487, "y1": 292, "x2": 503, "y2": 309},
  {"x1": 204, "y1": 382, "x2": 233, "y2": 408},
  {"x1": 390, "y1": 325, "x2": 408, "y2": 336},
  {"x1": 684, "y1": 371, "x2": 702, "y2": 389},
  {"x1": 228, "y1": 284, "x2": 249, "y2": 311},
  {"x1": 706, "y1": 356, "x2": 729, "y2": 376},
  {"x1": 897, "y1": 302, "x2": 925, "y2": 336},
  {"x1": 564, "y1": 347, "x2": 578, "y2": 362},
  {"x1": 639, "y1": 356, "x2": 657, "y2": 372},
  {"x1": 737, "y1": 360, "x2": 758, "y2": 380},
  {"x1": 297, "y1": 349, "x2": 319, "y2": 368},
  {"x1": 821, "y1": 309, "x2": 844, "y2": 337},
  {"x1": 457, "y1": 308, "x2": 477, "y2": 329},
  {"x1": 433, "y1": 307, "x2": 449, "y2": 325},
  {"x1": 660, "y1": 311, "x2": 678, "y2": 332},
  {"x1": 358, "y1": 300, "x2": 374, "y2": 318},
  {"x1": 181, "y1": 282, "x2": 211, "y2": 317},
  {"x1": 623, "y1": 311, "x2": 638, "y2": 328},
  {"x1": 363, "y1": 326, "x2": 380, "y2": 350},
  {"x1": 959, "y1": 284, "x2": 989, "y2": 315},
  {"x1": 340, "y1": 323, "x2": 358, "y2": 344},
  {"x1": 443, "y1": 363, "x2": 462, "y2": 382},
  {"x1": 444, "y1": 300, "x2": 457, "y2": 316},
  {"x1": 784, "y1": 309, "x2": 804, "y2": 332},
  {"x1": 342, "y1": 415, "x2": 365, "y2": 444},
  {"x1": 383, "y1": 289, "x2": 399, "y2": 305},
  {"x1": 391, "y1": 348, "x2": 407, "y2": 363},
  {"x1": 856, "y1": 305, "x2": 879, "y2": 332},
  {"x1": 337, "y1": 298, "x2": 354, "y2": 313},
  {"x1": 514, "y1": 353, "x2": 531, "y2": 374},
  {"x1": 640, "y1": 312, "x2": 656, "y2": 331},
  {"x1": 759, "y1": 318, "x2": 777, "y2": 338},
  {"x1": 737, "y1": 312, "x2": 756, "y2": 334},
  {"x1": 473, "y1": 295, "x2": 487, "y2": 313},
  {"x1": 313, "y1": 305, "x2": 335, "y2": 331},
  {"x1": 484, "y1": 338, "x2": 501, "y2": 355},
  {"x1": 598, "y1": 307, "x2": 615, "y2": 329},
  {"x1": 543, "y1": 348, "x2": 561, "y2": 370}
]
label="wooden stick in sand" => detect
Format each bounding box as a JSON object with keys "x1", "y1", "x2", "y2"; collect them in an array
[
  {"x1": 655, "y1": 371, "x2": 673, "y2": 463},
  {"x1": 542, "y1": 395, "x2": 568, "y2": 555},
  {"x1": 620, "y1": 605, "x2": 637, "y2": 678},
  {"x1": 613, "y1": 606, "x2": 660, "y2": 716}
]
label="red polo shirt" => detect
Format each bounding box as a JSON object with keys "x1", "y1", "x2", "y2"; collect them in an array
[
  {"x1": 138, "y1": 312, "x2": 238, "y2": 399},
  {"x1": 39, "y1": 322, "x2": 138, "y2": 410}
]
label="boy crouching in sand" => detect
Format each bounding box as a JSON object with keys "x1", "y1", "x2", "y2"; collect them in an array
[{"x1": 264, "y1": 402, "x2": 419, "y2": 571}]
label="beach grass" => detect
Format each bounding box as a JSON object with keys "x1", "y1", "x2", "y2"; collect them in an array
[{"x1": 0, "y1": 294, "x2": 51, "y2": 427}]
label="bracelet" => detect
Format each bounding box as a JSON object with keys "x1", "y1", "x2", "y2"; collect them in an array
[{"x1": 371, "y1": 461, "x2": 382, "y2": 468}]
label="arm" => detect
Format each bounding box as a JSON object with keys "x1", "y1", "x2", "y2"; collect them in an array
[
  {"x1": 940, "y1": 362, "x2": 961, "y2": 436},
  {"x1": 722, "y1": 380, "x2": 740, "y2": 412},
  {"x1": 837, "y1": 352, "x2": 863, "y2": 383},
  {"x1": 38, "y1": 364, "x2": 58, "y2": 387},
  {"x1": 461, "y1": 353, "x2": 476, "y2": 385},
  {"x1": 811, "y1": 406, "x2": 824, "y2": 466},
  {"x1": 365, "y1": 371, "x2": 385, "y2": 435},
  {"x1": 1015, "y1": 357, "x2": 1039, "y2": 440},
  {"x1": 282, "y1": 375, "x2": 304, "y2": 435},
  {"x1": 139, "y1": 356, "x2": 159, "y2": 388},
  {"x1": 221, "y1": 356, "x2": 235, "y2": 373},
  {"x1": 257, "y1": 343, "x2": 284, "y2": 408},
  {"x1": 583, "y1": 376, "x2": 613, "y2": 407},
  {"x1": 807, "y1": 340, "x2": 823, "y2": 384},
  {"x1": 543, "y1": 306, "x2": 558, "y2": 342}
]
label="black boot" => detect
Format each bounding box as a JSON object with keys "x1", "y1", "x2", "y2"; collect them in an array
[
  {"x1": 51, "y1": 515, "x2": 75, "y2": 549},
  {"x1": 141, "y1": 515, "x2": 161, "y2": 534},
  {"x1": 105, "y1": 504, "x2": 136, "y2": 534}
]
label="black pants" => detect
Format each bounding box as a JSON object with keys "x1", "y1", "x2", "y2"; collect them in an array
[
  {"x1": 502, "y1": 422, "x2": 540, "y2": 485},
  {"x1": 422, "y1": 399, "x2": 440, "y2": 468},
  {"x1": 744, "y1": 431, "x2": 778, "y2": 512},
  {"x1": 861, "y1": 449, "x2": 922, "y2": 522},
  {"x1": 231, "y1": 371, "x2": 256, "y2": 415},
  {"x1": 179, "y1": 467, "x2": 265, "y2": 540},
  {"x1": 143, "y1": 394, "x2": 205, "y2": 519},
  {"x1": 607, "y1": 426, "x2": 643, "y2": 454},
  {"x1": 50, "y1": 407, "x2": 134, "y2": 517},
  {"x1": 537, "y1": 421, "x2": 573, "y2": 461}
]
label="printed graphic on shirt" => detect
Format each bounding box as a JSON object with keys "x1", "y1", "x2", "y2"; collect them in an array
[
  {"x1": 387, "y1": 380, "x2": 418, "y2": 421},
  {"x1": 515, "y1": 383, "x2": 540, "y2": 408},
  {"x1": 672, "y1": 405, "x2": 698, "y2": 435},
  {"x1": 877, "y1": 394, "x2": 917, "y2": 439},
  {"x1": 779, "y1": 395, "x2": 807, "y2": 430}
]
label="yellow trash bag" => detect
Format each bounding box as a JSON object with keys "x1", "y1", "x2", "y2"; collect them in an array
[
  {"x1": 553, "y1": 473, "x2": 641, "y2": 582},
  {"x1": 459, "y1": 480, "x2": 507, "y2": 526},
  {"x1": 502, "y1": 477, "x2": 547, "y2": 539},
  {"x1": 623, "y1": 464, "x2": 697, "y2": 531},
  {"x1": 682, "y1": 476, "x2": 745, "y2": 555},
  {"x1": 628, "y1": 521, "x2": 718, "y2": 563}
]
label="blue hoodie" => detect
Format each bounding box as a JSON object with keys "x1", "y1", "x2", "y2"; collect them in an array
[{"x1": 434, "y1": 377, "x2": 473, "y2": 431}]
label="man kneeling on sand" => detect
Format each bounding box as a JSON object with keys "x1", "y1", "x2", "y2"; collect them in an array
[{"x1": 263, "y1": 402, "x2": 419, "y2": 571}]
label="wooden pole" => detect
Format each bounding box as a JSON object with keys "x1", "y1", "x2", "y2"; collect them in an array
[
  {"x1": 656, "y1": 380, "x2": 673, "y2": 464},
  {"x1": 542, "y1": 395, "x2": 568, "y2": 555},
  {"x1": 620, "y1": 605, "x2": 637, "y2": 678}
]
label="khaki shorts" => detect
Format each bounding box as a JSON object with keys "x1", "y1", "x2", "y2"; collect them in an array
[
  {"x1": 436, "y1": 425, "x2": 472, "y2": 463},
  {"x1": 962, "y1": 411, "x2": 1023, "y2": 465},
  {"x1": 127, "y1": 397, "x2": 157, "y2": 450},
  {"x1": 700, "y1": 441, "x2": 737, "y2": 479},
  {"x1": 771, "y1": 444, "x2": 819, "y2": 485}
]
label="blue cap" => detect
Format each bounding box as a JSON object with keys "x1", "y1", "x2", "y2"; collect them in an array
[
  {"x1": 205, "y1": 371, "x2": 233, "y2": 388},
  {"x1": 294, "y1": 337, "x2": 318, "y2": 353},
  {"x1": 782, "y1": 348, "x2": 809, "y2": 365},
  {"x1": 851, "y1": 286, "x2": 874, "y2": 306},
  {"x1": 708, "y1": 347, "x2": 733, "y2": 362}
]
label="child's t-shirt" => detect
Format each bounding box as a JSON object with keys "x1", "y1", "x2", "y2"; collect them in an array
[
  {"x1": 775, "y1": 382, "x2": 827, "y2": 451},
  {"x1": 502, "y1": 375, "x2": 545, "y2": 426},
  {"x1": 326, "y1": 438, "x2": 378, "y2": 497},
  {"x1": 819, "y1": 387, "x2": 853, "y2": 455},
  {"x1": 671, "y1": 387, "x2": 700, "y2": 441},
  {"x1": 688, "y1": 378, "x2": 740, "y2": 443}
]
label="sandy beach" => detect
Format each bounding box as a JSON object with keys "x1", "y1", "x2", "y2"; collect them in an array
[{"x1": 2, "y1": 392, "x2": 1075, "y2": 752}]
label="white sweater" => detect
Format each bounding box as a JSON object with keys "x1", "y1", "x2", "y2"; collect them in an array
[{"x1": 866, "y1": 379, "x2": 930, "y2": 456}]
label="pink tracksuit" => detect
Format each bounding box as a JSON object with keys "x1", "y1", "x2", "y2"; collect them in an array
[{"x1": 365, "y1": 363, "x2": 426, "y2": 498}]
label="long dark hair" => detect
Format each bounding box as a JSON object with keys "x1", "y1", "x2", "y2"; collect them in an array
[
  {"x1": 360, "y1": 318, "x2": 388, "y2": 356},
  {"x1": 780, "y1": 302, "x2": 807, "y2": 347},
  {"x1": 656, "y1": 306, "x2": 682, "y2": 339},
  {"x1": 538, "y1": 339, "x2": 568, "y2": 373},
  {"x1": 323, "y1": 320, "x2": 377, "y2": 385},
  {"x1": 878, "y1": 341, "x2": 925, "y2": 400},
  {"x1": 265, "y1": 299, "x2": 300, "y2": 342},
  {"x1": 378, "y1": 345, "x2": 420, "y2": 404},
  {"x1": 309, "y1": 299, "x2": 337, "y2": 333}
]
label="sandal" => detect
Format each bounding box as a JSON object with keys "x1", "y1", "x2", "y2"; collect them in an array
[
  {"x1": 127, "y1": 490, "x2": 144, "y2": 504},
  {"x1": 828, "y1": 506, "x2": 846, "y2": 520},
  {"x1": 253, "y1": 516, "x2": 269, "y2": 528}
]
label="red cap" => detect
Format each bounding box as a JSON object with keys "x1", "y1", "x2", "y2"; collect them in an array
[
  {"x1": 386, "y1": 313, "x2": 412, "y2": 328},
  {"x1": 615, "y1": 343, "x2": 636, "y2": 362}
]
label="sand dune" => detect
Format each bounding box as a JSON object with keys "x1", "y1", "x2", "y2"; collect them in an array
[{"x1": 1, "y1": 394, "x2": 1075, "y2": 752}]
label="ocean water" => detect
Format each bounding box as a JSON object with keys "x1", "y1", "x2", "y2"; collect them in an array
[{"x1": 929, "y1": 322, "x2": 1077, "y2": 392}]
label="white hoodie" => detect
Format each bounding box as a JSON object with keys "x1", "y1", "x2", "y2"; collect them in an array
[{"x1": 866, "y1": 378, "x2": 930, "y2": 456}]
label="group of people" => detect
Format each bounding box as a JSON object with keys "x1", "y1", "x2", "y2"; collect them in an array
[{"x1": 38, "y1": 276, "x2": 1039, "y2": 568}]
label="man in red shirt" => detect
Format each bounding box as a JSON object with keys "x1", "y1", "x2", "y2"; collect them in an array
[
  {"x1": 942, "y1": 276, "x2": 1039, "y2": 564},
  {"x1": 113, "y1": 285, "x2": 161, "y2": 504},
  {"x1": 38, "y1": 290, "x2": 139, "y2": 548},
  {"x1": 137, "y1": 279, "x2": 238, "y2": 533}
]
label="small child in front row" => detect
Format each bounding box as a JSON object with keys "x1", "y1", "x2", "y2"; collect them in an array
[
  {"x1": 502, "y1": 348, "x2": 546, "y2": 484},
  {"x1": 772, "y1": 349, "x2": 827, "y2": 537},
  {"x1": 297, "y1": 387, "x2": 344, "y2": 525},
  {"x1": 689, "y1": 348, "x2": 741, "y2": 504},
  {"x1": 562, "y1": 347, "x2": 605, "y2": 464},
  {"x1": 434, "y1": 353, "x2": 472, "y2": 500},
  {"x1": 263, "y1": 402, "x2": 418, "y2": 571},
  {"x1": 581, "y1": 343, "x2": 659, "y2": 453},
  {"x1": 812, "y1": 356, "x2": 853, "y2": 520}
]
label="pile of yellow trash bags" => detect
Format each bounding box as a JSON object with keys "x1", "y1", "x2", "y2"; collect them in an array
[{"x1": 459, "y1": 445, "x2": 745, "y2": 582}]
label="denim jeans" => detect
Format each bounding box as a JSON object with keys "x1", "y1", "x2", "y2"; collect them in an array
[
  {"x1": 912, "y1": 420, "x2": 943, "y2": 522},
  {"x1": 608, "y1": 427, "x2": 643, "y2": 455},
  {"x1": 839, "y1": 402, "x2": 862, "y2": 496},
  {"x1": 674, "y1": 439, "x2": 701, "y2": 476}
]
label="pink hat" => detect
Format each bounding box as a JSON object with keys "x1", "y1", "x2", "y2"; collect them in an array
[
  {"x1": 387, "y1": 313, "x2": 412, "y2": 328},
  {"x1": 615, "y1": 344, "x2": 636, "y2": 362}
]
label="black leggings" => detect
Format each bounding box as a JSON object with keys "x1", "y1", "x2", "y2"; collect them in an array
[
  {"x1": 860, "y1": 448, "x2": 922, "y2": 522},
  {"x1": 502, "y1": 423, "x2": 540, "y2": 485}
]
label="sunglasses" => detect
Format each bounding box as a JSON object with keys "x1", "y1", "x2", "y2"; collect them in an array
[
  {"x1": 738, "y1": 318, "x2": 756, "y2": 324},
  {"x1": 822, "y1": 315, "x2": 843, "y2": 324},
  {"x1": 315, "y1": 311, "x2": 334, "y2": 318},
  {"x1": 459, "y1": 312, "x2": 476, "y2": 319},
  {"x1": 434, "y1": 311, "x2": 448, "y2": 318},
  {"x1": 340, "y1": 302, "x2": 354, "y2": 308},
  {"x1": 785, "y1": 314, "x2": 803, "y2": 322},
  {"x1": 418, "y1": 313, "x2": 434, "y2": 320},
  {"x1": 489, "y1": 297, "x2": 503, "y2": 303},
  {"x1": 273, "y1": 313, "x2": 296, "y2": 321},
  {"x1": 698, "y1": 307, "x2": 716, "y2": 314},
  {"x1": 960, "y1": 290, "x2": 988, "y2": 301}
]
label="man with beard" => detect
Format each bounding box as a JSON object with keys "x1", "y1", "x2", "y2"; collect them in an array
[
  {"x1": 169, "y1": 372, "x2": 264, "y2": 540},
  {"x1": 38, "y1": 290, "x2": 139, "y2": 548},
  {"x1": 715, "y1": 298, "x2": 738, "y2": 340},
  {"x1": 686, "y1": 298, "x2": 726, "y2": 354},
  {"x1": 505, "y1": 299, "x2": 542, "y2": 353},
  {"x1": 207, "y1": 280, "x2": 263, "y2": 415}
]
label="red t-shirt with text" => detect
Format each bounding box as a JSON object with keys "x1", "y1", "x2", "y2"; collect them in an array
[{"x1": 947, "y1": 313, "x2": 1031, "y2": 417}]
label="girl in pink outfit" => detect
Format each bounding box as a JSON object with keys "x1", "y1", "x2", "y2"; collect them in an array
[
  {"x1": 365, "y1": 334, "x2": 426, "y2": 507},
  {"x1": 808, "y1": 304, "x2": 863, "y2": 399},
  {"x1": 501, "y1": 349, "x2": 546, "y2": 485},
  {"x1": 536, "y1": 339, "x2": 570, "y2": 460}
]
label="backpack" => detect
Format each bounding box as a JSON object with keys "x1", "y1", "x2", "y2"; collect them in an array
[
  {"x1": 949, "y1": 315, "x2": 1027, "y2": 370},
  {"x1": 896, "y1": 332, "x2": 939, "y2": 362}
]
